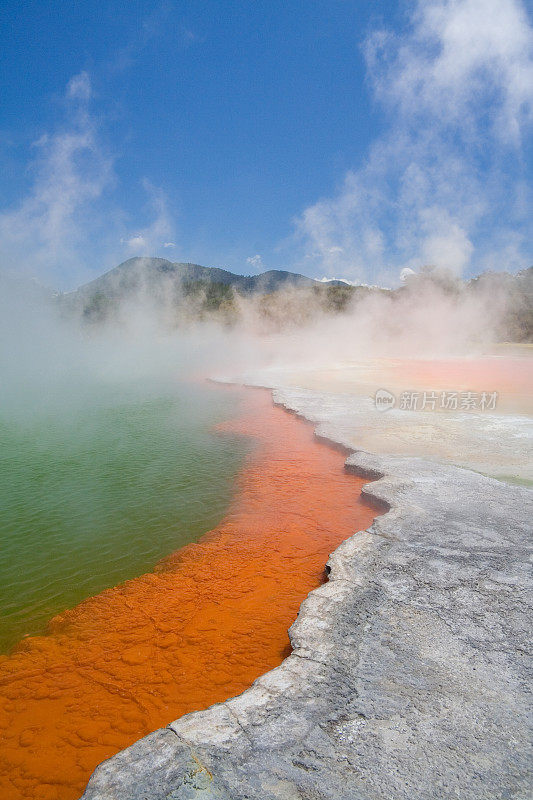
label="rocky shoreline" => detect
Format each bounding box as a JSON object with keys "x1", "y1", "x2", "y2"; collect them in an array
[{"x1": 81, "y1": 387, "x2": 533, "y2": 800}]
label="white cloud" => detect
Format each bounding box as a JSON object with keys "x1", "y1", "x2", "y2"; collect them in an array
[
  {"x1": 293, "y1": 0, "x2": 533, "y2": 283},
  {"x1": 366, "y1": 0, "x2": 533, "y2": 144},
  {"x1": 66, "y1": 71, "x2": 92, "y2": 102},
  {"x1": 319, "y1": 276, "x2": 356, "y2": 285},
  {"x1": 125, "y1": 235, "x2": 147, "y2": 251},
  {"x1": 0, "y1": 74, "x2": 177, "y2": 287},
  {"x1": 400, "y1": 267, "x2": 416, "y2": 282},
  {"x1": 121, "y1": 180, "x2": 175, "y2": 257},
  {"x1": 0, "y1": 73, "x2": 112, "y2": 285},
  {"x1": 246, "y1": 254, "x2": 263, "y2": 270}
]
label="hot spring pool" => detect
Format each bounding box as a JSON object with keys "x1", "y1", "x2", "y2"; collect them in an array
[{"x1": 0, "y1": 382, "x2": 249, "y2": 653}]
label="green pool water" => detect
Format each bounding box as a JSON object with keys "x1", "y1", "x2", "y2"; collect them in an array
[{"x1": 0, "y1": 382, "x2": 249, "y2": 654}]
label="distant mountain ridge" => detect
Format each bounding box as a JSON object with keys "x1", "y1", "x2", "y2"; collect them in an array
[
  {"x1": 60, "y1": 258, "x2": 532, "y2": 341},
  {"x1": 73, "y1": 257, "x2": 345, "y2": 298}
]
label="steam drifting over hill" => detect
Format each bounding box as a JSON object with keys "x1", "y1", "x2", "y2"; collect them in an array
[{"x1": 58, "y1": 257, "x2": 533, "y2": 346}]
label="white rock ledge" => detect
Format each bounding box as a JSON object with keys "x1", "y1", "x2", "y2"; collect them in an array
[{"x1": 81, "y1": 387, "x2": 533, "y2": 800}]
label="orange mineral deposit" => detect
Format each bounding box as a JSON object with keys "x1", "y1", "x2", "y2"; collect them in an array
[{"x1": 0, "y1": 389, "x2": 378, "y2": 800}]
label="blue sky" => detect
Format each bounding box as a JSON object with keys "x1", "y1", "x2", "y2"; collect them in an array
[{"x1": 0, "y1": 0, "x2": 532, "y2": 289}]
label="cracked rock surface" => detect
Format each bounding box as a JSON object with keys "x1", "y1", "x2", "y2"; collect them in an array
[{"x1": 81, "y1": 388, "x2": 533, "y2": 800}]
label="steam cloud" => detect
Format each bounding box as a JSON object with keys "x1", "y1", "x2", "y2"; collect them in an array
[
  {"x1": 293, "y1": 0, "x2": 533, "y2": 284},
  {"x1": 0, "y1": 1, "x2": 530, "y2": 409},
  {"x1": 0, "y1": 75, "x2": 175, "y2": 289}
]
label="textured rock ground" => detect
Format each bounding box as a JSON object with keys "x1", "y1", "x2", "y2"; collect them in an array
[
  {"x1": 81, "y1": 388, "x2": 533, "y2": 800},
  {"x1": 240, "y1": 375, "x2": 533, "y2": 482}
]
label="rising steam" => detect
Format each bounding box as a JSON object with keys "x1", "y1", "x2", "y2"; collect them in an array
[{"x1": 292, "y1": 0, "x2": 533, "y2": 284}]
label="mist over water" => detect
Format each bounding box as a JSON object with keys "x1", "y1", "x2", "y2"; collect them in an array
[
  {"x1": 0, "y1": 256, "x2": 531, "y2": 654},
  {"x1": 0, "y1": 380, "x2": 250, "y2": 652},
  {"x1": 0, "y1": 278, "x2": 253, "y2": 653}
]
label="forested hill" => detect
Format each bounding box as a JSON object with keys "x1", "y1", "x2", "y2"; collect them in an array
[
  {"x1": 57, "y1": 258, "x2": 532, "y2": 341},
  {"x1": 72, "y1": 257, "x2": 344, "y2": 298}
]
